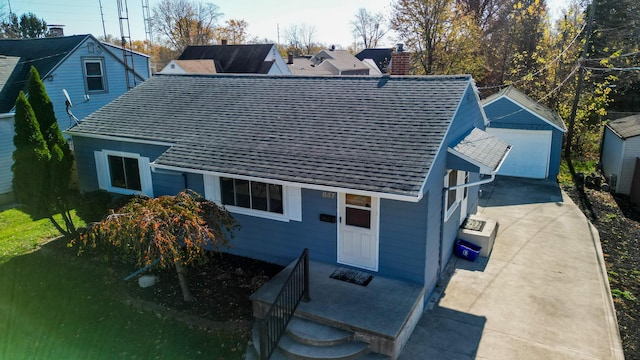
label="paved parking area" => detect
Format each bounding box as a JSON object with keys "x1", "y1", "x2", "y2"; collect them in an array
[{"x1": 400, "y1": 177, "x2": 624, "y2": 359}]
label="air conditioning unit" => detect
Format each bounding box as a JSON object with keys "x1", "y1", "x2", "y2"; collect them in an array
[{"x1": 457, "y1": 216, "x2": 498, "y2": 258}]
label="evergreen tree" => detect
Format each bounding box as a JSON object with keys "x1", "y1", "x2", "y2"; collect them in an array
[
  {"x1": 26, "y1": 66, "x2": 77, "y2": 236},
  {"x1": 12, "y1": 91, "x2": 50, "y2": 217}
]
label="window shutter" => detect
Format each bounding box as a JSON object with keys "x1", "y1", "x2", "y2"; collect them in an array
[
  {"x1": 203, "y1": 174, "x2": 221, "y2": 203},
  {"x1": 94, "y1": 151, "x2": 108, "y2": 190},
  {"x1": 286, "y1": 186, "x2": 302, "y2": 222},
  {"x1": 138, "y1": 156, "x2": 154, "y2": 197}
]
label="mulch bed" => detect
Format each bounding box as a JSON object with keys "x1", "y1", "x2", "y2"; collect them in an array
[
  {"x1": 125, "y1": 252, "x2": 283, "y2": 327},
  {"x1": 563, "y1": 184, "x2": 640, "y2": 359}
]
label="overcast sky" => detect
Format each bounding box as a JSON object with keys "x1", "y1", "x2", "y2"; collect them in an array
[{"x1": 7, "y1": 0, "x2": 569, "y2": 48}]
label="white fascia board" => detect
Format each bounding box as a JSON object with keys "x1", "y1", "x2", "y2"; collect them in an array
[
  {"x1": 0, "y1": 112, "x2": 15, "y2": 119},
  {"x1": 150, "y1": 162, "x2": 421, "y2": 203},
  {"x1": 64, "y1": 131, "x2": 175, "y2": 147}
]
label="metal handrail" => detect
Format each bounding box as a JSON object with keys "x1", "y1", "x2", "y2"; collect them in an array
[{"x1": 258, "y1": 248, "x2": 310, "y2": 359}]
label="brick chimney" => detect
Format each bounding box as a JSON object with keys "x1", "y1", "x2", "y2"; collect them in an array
[{"x1": 390, "y1": 43, "x2": 410, "y2": 76}]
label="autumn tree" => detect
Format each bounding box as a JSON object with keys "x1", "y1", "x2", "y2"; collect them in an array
[
  {"x1": 1, "y1": 12, "x2": 47, "y2": 39},
  {"x1": 77, "y1": 190, "x2": 238, "y2": 302},
  {"x1": 152, "y1": 0, "x2": 222, "y2": 52},
  {"x1": 216, "y1": 19, "x2": 248, "y2": 44},
  {"x1": 351, "y1": 8, "x2": 388, "y2": 49}
]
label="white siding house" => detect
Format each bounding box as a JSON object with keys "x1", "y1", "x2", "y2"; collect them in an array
[{"x1": 601, "y1": 114, "x2": 640, "y2": 195}]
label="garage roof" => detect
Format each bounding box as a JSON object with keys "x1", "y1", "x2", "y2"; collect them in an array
[{"x1": 606, "y1": 114, "x2": 640, "y2": 139}]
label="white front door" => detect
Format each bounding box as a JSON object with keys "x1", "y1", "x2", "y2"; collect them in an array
[{"x1": 338, "y1": 193, "x2": 379, "y2": 271}]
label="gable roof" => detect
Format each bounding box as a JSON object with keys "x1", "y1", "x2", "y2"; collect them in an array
[
  {"x1": 0, "y1": 34, "x2": 89, "y2": 113},
  {"x1": 311, "y1": 49, "x2": 369, "y2": 73},
  {"x1": 69, "y1": 74, "x2": 474, "y2": 200},
  {"x1": 482, "y1": 86, "x2": 566, "y2": 132},
  {"x1": 606, "y1": 114, "x2": 640, "y2": 139},
  {"x1": 178, "y1": 44, "x2": 275, "y2": 73},
  {"x1": 355, "y1": 48, "x2": 393, "y2": 73},
  {"x1": 160, "y1": 60, "x2": 217, "y2": 74}
]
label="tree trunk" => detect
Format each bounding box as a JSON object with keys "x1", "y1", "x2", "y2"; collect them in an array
[{"x1": 175, "y1": 261, "x2": 194, "y2": 302}]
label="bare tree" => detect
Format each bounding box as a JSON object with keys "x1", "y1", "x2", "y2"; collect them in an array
[
  {"x1": 215, "y1": 19, "x2": 248, "y2": 44},
  {"x1": 351, "y1": 8, "x2": 388, "y2": 49},
  {"x1": 285, "y1": 23, "x2": 318, "y2": 55},
  {"x1": 152, "y1": 0, "x2": 222, "y2": 52}
]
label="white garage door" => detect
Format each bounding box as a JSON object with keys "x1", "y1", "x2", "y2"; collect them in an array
[{"x1": 487, "y1": 128, "x2": 552, "y2": 179}]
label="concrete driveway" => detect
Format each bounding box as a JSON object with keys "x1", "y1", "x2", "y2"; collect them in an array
[{"x1": 400, "y1": 177, "x2": 624, "y2": 359}]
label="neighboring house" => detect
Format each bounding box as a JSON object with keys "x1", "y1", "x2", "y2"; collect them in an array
[
  {"x1": 483, "y1": 86, "x2": 566, "y2": 180},
  {"x1": 600, "y1": 114, "x2": 640, "y2": 197},
  {"x1": 158, "y1": 60, "x2": 217, "y2": 75},
  {"x1": 288, "y1": 49, "x2": 370, "y2": 75},
  {"x1": 0, "y1": 34, "x2": 151, "y2": 200},
  {"x1": 355, "y1": 48, "x2": 393, "y2": 73},
  {"x1": 177, "y1": 44, "x2": 291, "y2": 75},
  {"x1": 68, "y1": 73, "x2": 510, "y2": 292}
]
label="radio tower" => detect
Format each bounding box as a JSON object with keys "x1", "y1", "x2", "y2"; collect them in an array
[
  {"x1": 141, "y1": 0, "x2": 155, "y2": 72},
  {"x1": 117, "y1": 0, "x2": 137, "y2": 90}
]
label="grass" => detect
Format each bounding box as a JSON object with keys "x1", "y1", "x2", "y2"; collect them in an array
[
  {"x1": 558, "y1": 158, "x2": 598, "y2": 187},
  {"x1": 0, "y1": 207, "x2": 245, "y2": 359}
]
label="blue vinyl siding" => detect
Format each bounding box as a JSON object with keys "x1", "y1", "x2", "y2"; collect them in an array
[
  {"x1": 49, "y1": 37, "x2": 149, "y2": 133},
  {"x1": 378, "y1": 197, "x2": 427, "y2": 284},
  {"x1": 72, "y1": 136, "x2": 169, "y2": 193},
  {"x1": 484, "y1": 97, "x2": 564, "y2": 179},
  {"x1": 227, "y1": 188, "x2": 338, "y2": 267},
  {"x1": 0, "y1": 116, "x2": 14, "y2": 194}
]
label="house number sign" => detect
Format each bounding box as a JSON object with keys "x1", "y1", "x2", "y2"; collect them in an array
[{"x1": 322, "y1": 192, "x2": 336, "y2": 199}]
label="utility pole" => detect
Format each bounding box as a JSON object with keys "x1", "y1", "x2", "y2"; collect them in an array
[{"x1": 564, "y1": 0, "x2": 597, "y2": 160}]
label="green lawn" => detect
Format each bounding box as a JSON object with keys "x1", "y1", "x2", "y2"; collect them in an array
[{"x1": 0, "y1": 207, "x2": 245, "y2": 359}]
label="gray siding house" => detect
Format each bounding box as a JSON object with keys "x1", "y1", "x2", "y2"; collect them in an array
[{"x1": 601, "y1": 114, "x2": 640, "y2": 196}]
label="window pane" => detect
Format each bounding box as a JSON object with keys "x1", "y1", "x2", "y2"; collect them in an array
[
  {"x1": 346, "y1": 194, "x2": 370, "y2": 207},
  {"x1": 87, "y1": 77, "x2": 104, "y2": 91},
  {"x1": 123, "y1": 157, "x2": 141, "y2": 191},
  {"x1": 346, "y1": 207, "x2": 371, "y2": 228},
  {"x1": 447, "y1": 171, "x2": 457, "y2": 209},
  {"x1": 235, "y1": 179, "x2": 250, "y2": 208},
  {"x1": 85, "y1": 62, "x2": 102, "y2": 76},
  {"x1": 251, "y1": 182, "x2": 268, "y2": 211},
  {"x1": 220, "y1": 177, "x2": 235, "y2": 205},
  {"x1": 268, "y1": 184, "x2": 283, "y2": 214},
  {"x1": 108, "y1": 155, "x2": 126, "y2": 188}
]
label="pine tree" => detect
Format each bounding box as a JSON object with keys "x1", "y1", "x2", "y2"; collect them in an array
[
  {"x1": 12, "y1": 91, "x2": 50, "y2": 218},
  {"x1": 26, "y1": 66, "x2": 77, "y2": 236}
]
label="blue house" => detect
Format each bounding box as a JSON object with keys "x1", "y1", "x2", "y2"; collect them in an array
[
  {"x1": 0, "y1": 34, "x2": 151, "y2": 201},
  {"x1": 483, "y1": 86, "x2": 566, "y2": 180},
  {"x1": 68, "y1": 74, "x2": 510, "y2": 358}
]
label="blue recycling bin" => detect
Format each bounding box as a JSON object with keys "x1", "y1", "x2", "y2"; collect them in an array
[{"x1": 455, "y1": 239, "x2": 482, "y2": 261}]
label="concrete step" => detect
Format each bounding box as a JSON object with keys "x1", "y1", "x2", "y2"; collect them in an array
[
  {"x1": 278, "y1": 332, "x2": 369, "y2": 360},
  {"x1": 287, "y1": 317, "x2": 354, "y2": 346}
]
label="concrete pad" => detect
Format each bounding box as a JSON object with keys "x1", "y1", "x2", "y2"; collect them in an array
[{"x1": 400, "y1": 177, "x2": 624, "y2": 360}]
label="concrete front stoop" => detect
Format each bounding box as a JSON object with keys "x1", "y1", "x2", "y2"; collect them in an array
[{"x1": 246, "y1": 317, "x2": 390, "y2": 360}]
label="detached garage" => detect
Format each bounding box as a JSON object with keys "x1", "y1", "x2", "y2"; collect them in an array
[
  {"x1": 600, "y1": 114, "x2": 640, "y2": 196},
  {"x1": 482, "y1": 86, "x2": 566, "y2": 180}
]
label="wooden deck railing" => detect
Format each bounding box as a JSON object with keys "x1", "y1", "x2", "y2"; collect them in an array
[{"x1": 258, "y1": 248, "x2": 310, "y2": 360}]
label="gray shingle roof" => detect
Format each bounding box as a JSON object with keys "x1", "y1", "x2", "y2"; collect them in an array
[
  {"x1": 0, "y1": 35, "x2": 89, "y2": 112},
  {"x1": 70, "y1": 74, "x2": 473, "y2": 198},
  {"x1": 606, "y1": 114, "x2": 640, "y2": 139},
  {"x1": 483, "y1": 86, "x2": 566, "y2": 131},
  {"x1": 178, "y1": 44, "x2": 274, "y2": 73},
  {"x1": 449, "y1": 128, "x2": 511, "y2": 173}
]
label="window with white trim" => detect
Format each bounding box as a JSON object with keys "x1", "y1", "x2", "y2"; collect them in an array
[
  {"x1": 203, "y1": 174, "x2": 302, "y2": 222},
  {"x1": 94, "y1": 150, "x2": 153, "y2": 196},
  {"x1": 83, "y1": 58, "x2": 107, "y2": 92},
  {"x1": 445, "y1": 170, "x2": 458, "y2": 212},
  {"x1": 220, "y1": 177, "x2": 283, "y2": 214}
]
